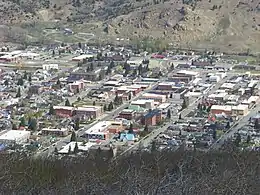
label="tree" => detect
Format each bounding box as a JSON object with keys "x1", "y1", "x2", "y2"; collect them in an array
[
  {"x1": 49, "y1": 104, "x2": 55, "y2": 115},
  {"x1": 226, "y1": 121, "x2": 230, "y2": 129},
  {"x1": 234, "y1": 133, "x2": 241, "y2": 147},
  {"x1": 74, "y1": 118, "x2": 80, "y2": 131},
  {"x1": 52, "y1": 50, "x2": 55, "y2": 57},
  {"x1": 28, "y1": 74, "x2": 32, "y2": 82},
  {"x1": 28, "y1": 118, "x2": 37, "y2": 131},
  {"x1": 169, "y1": 93, "x2": 173, "y2": 98},
  {"x1": 77, "y1": 97, "x2": 81, "y2": 101},
  {"x1": 4, "y1": 80, "x2": 8, "y2": 86},
  {"x1": 54, "y1": 147, "x2": 58, "y2": 154},
  {"x1": 93, "y1": 101, "x2": 96, "y2": 106},
  {"x1": 181, "y1": 99, "x2": 187, "y2": 110},
  {"x1": 197, "y1": 103, "x2": 202, "y2": 111},
  {"x1": 90, "y1": 63, "x2": 94, "y2": 71},
  {"x1": 70, "y1": 131, "x2": 77, "y2": 142},
  {"x1": 114, "y1": 94, "x2": 121, "y2": 105},
  {"x1": 138, "y1": 64, "x2": 143, "y2": 75},
  {"x1": 56, "y1": 79, "x2": 61, "y2": 86},
  {"x1": 144, "y1": 125, "x2": 149, "y2": 132},
  {"x1": 65, "y1": 99, "x2": 71, "y2": 106},
  {"x1": 12, "y1": 123, "x2": 18, "y2": 130},
  {"x1": 108, "y1": 102, "x2": 114, "y2": 111},
  {"x1": 103, "y1": 104, "x2": 107, "y2": 111},
  {"x1": 167, "y1": 109, "x2": 171, "y2": 119},
  {"x1": 74, "y1": 142, "x2": 79, "y2": 153},
  {"x1": 151, "y1": 141, "x2": 157, "y2": 152},
  {"x1": 128, "y1": 123, "x2": 134, "y2": 134},
  {"x1": 246, "y1": 134, "x2": 251, "y2": 144},
  {"x1": 254, "y1": 119, "x2": 260, "y2": 129},
  {"x1": 212, "y1": 130, "x2": 217, "y2": 140},
  {"x1": 23, "y1": 71, "x2": 28, "y2": 80},
  {"x1": 179, "y1": 114, "x2": 182, "y2": 120},
  {"x1": 68, "y1": 146, "x2": 71, "y2": 154},
  {"x1": 128, "y1": 93, "x2": 132, "y2": 100},
  {"x1": 17, "y1": 78, "x2": 24, "y2": 86},
  {"x1": 16, "y1": 87, "x2": 21, "y2": 98},
  {"x1": 78, "y1": 42, "x2": 82, "y2": 49},
  {"x1": 19, "y1": 117, "x2": 26, "y2": 127}
]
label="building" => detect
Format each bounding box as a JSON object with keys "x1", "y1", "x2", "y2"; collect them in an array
[
  {"x1": 68, "y1": 80, "x2": 85, "y2": 93},
  {"x1": 141, "y1": 109, "x2": 162, "y2": 126},
  {"x1": 141, "y1": 93, "x2": 167, "y2": 103},
  {"x1": 84, "y1": 121, "x2": 111, "y2": 141},
  {"x1": 0, "y1": 130, "x2": 30, "y2": 145},
  {"x1": 58, "y1": 142, "x2": 96, "y2": 154},
  {"x1": 42, "y1": 64, "x2": 59, "y2": 70},
  {"x1": 72, "y1": 54, "x2": 95, "y2": 62},
  {"x1": 118, "y1": 109, "x2": 136, "y2": 120},
  {"x1": 157, "y1": 82, "x2": 176, "y2": 90},
  {"x1": 210, "y1": 105, "x2": 232, "y2": 115},
  {"x1": 53, "y1": 106, "x2": 103, "y2": 119},
  {"x1": 107, "y1": 121, "x2": 124, "y2": 133},
  {"x1": 131, "y1": 99, "x2": 155, "y2": 109},
  {"x1": 232, "y1": 104, "x2": 249, "y2": 116},
  {"x1": 41, "y1": 128, "x2": 69, "y2": 137}
]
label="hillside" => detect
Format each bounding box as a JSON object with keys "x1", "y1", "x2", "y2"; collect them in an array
[
  {"x1": 1, "y1": 149, "x2": 260, "y2": 194},
  {"x1": 1, "y1": 0, "x2": 260, "y2": 53}
]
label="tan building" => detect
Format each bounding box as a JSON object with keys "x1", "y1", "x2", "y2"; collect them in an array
[{"x1": 232, "y1": 104, "x2": 249, "y2": 116}]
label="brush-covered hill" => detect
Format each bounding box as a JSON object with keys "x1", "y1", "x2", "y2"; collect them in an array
[{"x1": 1, "y1": 0, "x2": 260, "y2": 53}]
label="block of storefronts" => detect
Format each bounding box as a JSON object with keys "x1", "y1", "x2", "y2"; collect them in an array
[
  {"x1": 41, "y1": 128, "x2": 69, "y2": 137},
  {"x1": 231, "y1": 104, "x2": 249, "y2": 116},
  {"x1": 53, "y1": 106, "x2": 103, "y2": 119},
  {"x1": 210, "y1": 105, "x2": 232, "y2": 115},
  {"x1": 118, "y1": 109, "x2": 136, "y2": 120},
  {"x1": 141, "y1": 93, "x2": 166, "y2": 103}
]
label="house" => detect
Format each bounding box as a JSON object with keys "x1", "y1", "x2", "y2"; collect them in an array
[
  {"x1": 141, "y1": 109, "x2": 162, "y2": 126},
  {"x1": 119, "y1": 132, "x2": 137, "y2": 142}
]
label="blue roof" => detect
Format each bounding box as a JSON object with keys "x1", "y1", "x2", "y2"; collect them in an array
[
  {"x1": 120, "y1": 133, "x2": 135, "y2": 141},
  {"x1": 144, "y1": 109, "x2": 161, "y2": 119}
]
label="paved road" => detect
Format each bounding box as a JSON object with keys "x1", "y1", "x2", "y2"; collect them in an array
[{"x1": 209, "y1": 104, "x2": 260, "y2": 150}]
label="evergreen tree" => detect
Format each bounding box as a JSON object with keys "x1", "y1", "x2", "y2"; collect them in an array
[
  {"x1": 28, "y1": 118, "x2": 37, "y2": 131},
  {"x1": 70, "y1": 131, "x2": 77, "y2": 142},
  {"x1": 226, "y1": 121, "x2": 230, "y2": 129},
  {"x1": 169, "y1": 93, "x2": 173, "y2": 98},
  {"x1": 90, "y1": 63, "x2": 94, "y2": 71},
  {"x1": 74, "y1": 118, "x2": 80, "y2": 131},
  {"x1": 4, "y1": 80, "x2": 8, "y2": 86},
  {"x1": 74, "y1": 142, "x2": 79, "y2": 153},
  {"x1": 16, "y1": 87, "x2": 21, "y2": 98},
  {"x1": 52, "y1": 50, "x2": 55, "y2": 57},
  {"x1": 54, "y1": 147, "x2": 58, "y2": 154},
  {"x1": 128, "y1": 93, "x2": 132, "y2": 100},
  {"x1": 212, "y1": 130, "x2": 217, "y2": 140},
  {"x1": 12, "y1": 123, "x2": 18, "y2": 130},
  {"x1": 197, "y1": 103, "x2": 202, "y2": 111},
  {"x1": 56, "y1": 79, "x2": 61, "y2": 86},
  {"x1": 144, "y1": 125, "x2": 149, "y2": 132},
  {"x1": 17, "y1": 78, "x2": 24, "y2": 86},
  {"x1": 181, "y1": 99, "x2": 187, "y2": 110},
  {"x1": 108, "y1": 102, "x2": 114, "y2": 111},
  {"x1": 23, "y1": 71, "x2": 28, "y2": 80},
  {"x1": 65, "y1": 99, "x2": 71, "y2": 106},
  {"x1": 138, "y1": 64, "x2": 143, "y2": 75},
  {"x1": 234, "y1": 133, "x2": 241, "y2": 147},
  {"x1": 28, "y1": 74, "x2": 32, "y2": 82},
  {"x1": 93, "y1": 101, "x2": 96, "y2": 106},
  {"x1": 49, "y1": 104, "x2": 55, "y2": 115},
  {"x1": 246, "y1": 134, "x2": 251, "y2": 144},
  {"x1": 254, "y1": 119, "x2": 259, "y2": 129},
  {"x1": 68, "y1": 145, "x2": 71, "y2": 154},
  {"x1": 151, "y1": 141, "x2": 157, "y2": 152},
  {"x1": 128, "y1": 123, "x2": 134, "y2": 134},
  {"x1": 78, "y1": 42, "x2": 82, "y2": 49},
  {"x1": 179, "y1": 114, "x2": 182, "y2": 120},
  {"x1": 19, "y1": 117, "x2": 26, "y2": 127},
  {"x1": 103, "y1": 104, "x2": 107, "y2": 111},
  {"x1": 167, "y1": 109, "x2": 171, "y2": 119}
]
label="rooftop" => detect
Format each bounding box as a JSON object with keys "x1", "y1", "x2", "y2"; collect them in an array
[{"x1": 0, "y1": 130, "x2": 30, "y2": 141}]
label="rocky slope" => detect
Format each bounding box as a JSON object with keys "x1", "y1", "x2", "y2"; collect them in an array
[{"x1": 1, "y1": 0, "x2": 260, "y2": 52}]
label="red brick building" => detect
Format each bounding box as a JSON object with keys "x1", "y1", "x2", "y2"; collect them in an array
[{"x1": 141, "y1": 109, "x2": 162, "y2": 126}]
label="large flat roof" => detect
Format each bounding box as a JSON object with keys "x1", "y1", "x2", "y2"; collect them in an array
[
  {"x1": 0, "y1": 130, "x2": 30, "y2": 141},
  {"x1": 85, "y1": 121, "x2": 111, "y2": 134}
]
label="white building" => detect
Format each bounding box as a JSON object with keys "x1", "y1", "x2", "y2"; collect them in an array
[
  {"x1": 58, "y1": 142, "x2": 97, "y2": 154},
  {"x1": 84, "y1": 121, "x2": 111, "y2": 141},
  {"x1": 42, "y1": 64, "x2": 59, "y2": 70},
  {"x1": 0, "y1": 130, "x2": 30, "y2": 145},
  {"x1": 131, "y1": 99, "x2": 155, "y2": 109}
]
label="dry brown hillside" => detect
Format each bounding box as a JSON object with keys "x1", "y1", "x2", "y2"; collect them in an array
[{"x1": 1, "y1": 0, "x2": 260, "y2": 52}]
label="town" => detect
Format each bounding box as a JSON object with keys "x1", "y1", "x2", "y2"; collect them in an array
[{"x1": 0, "y1": 43, "x2": 259, "y2": 158}]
